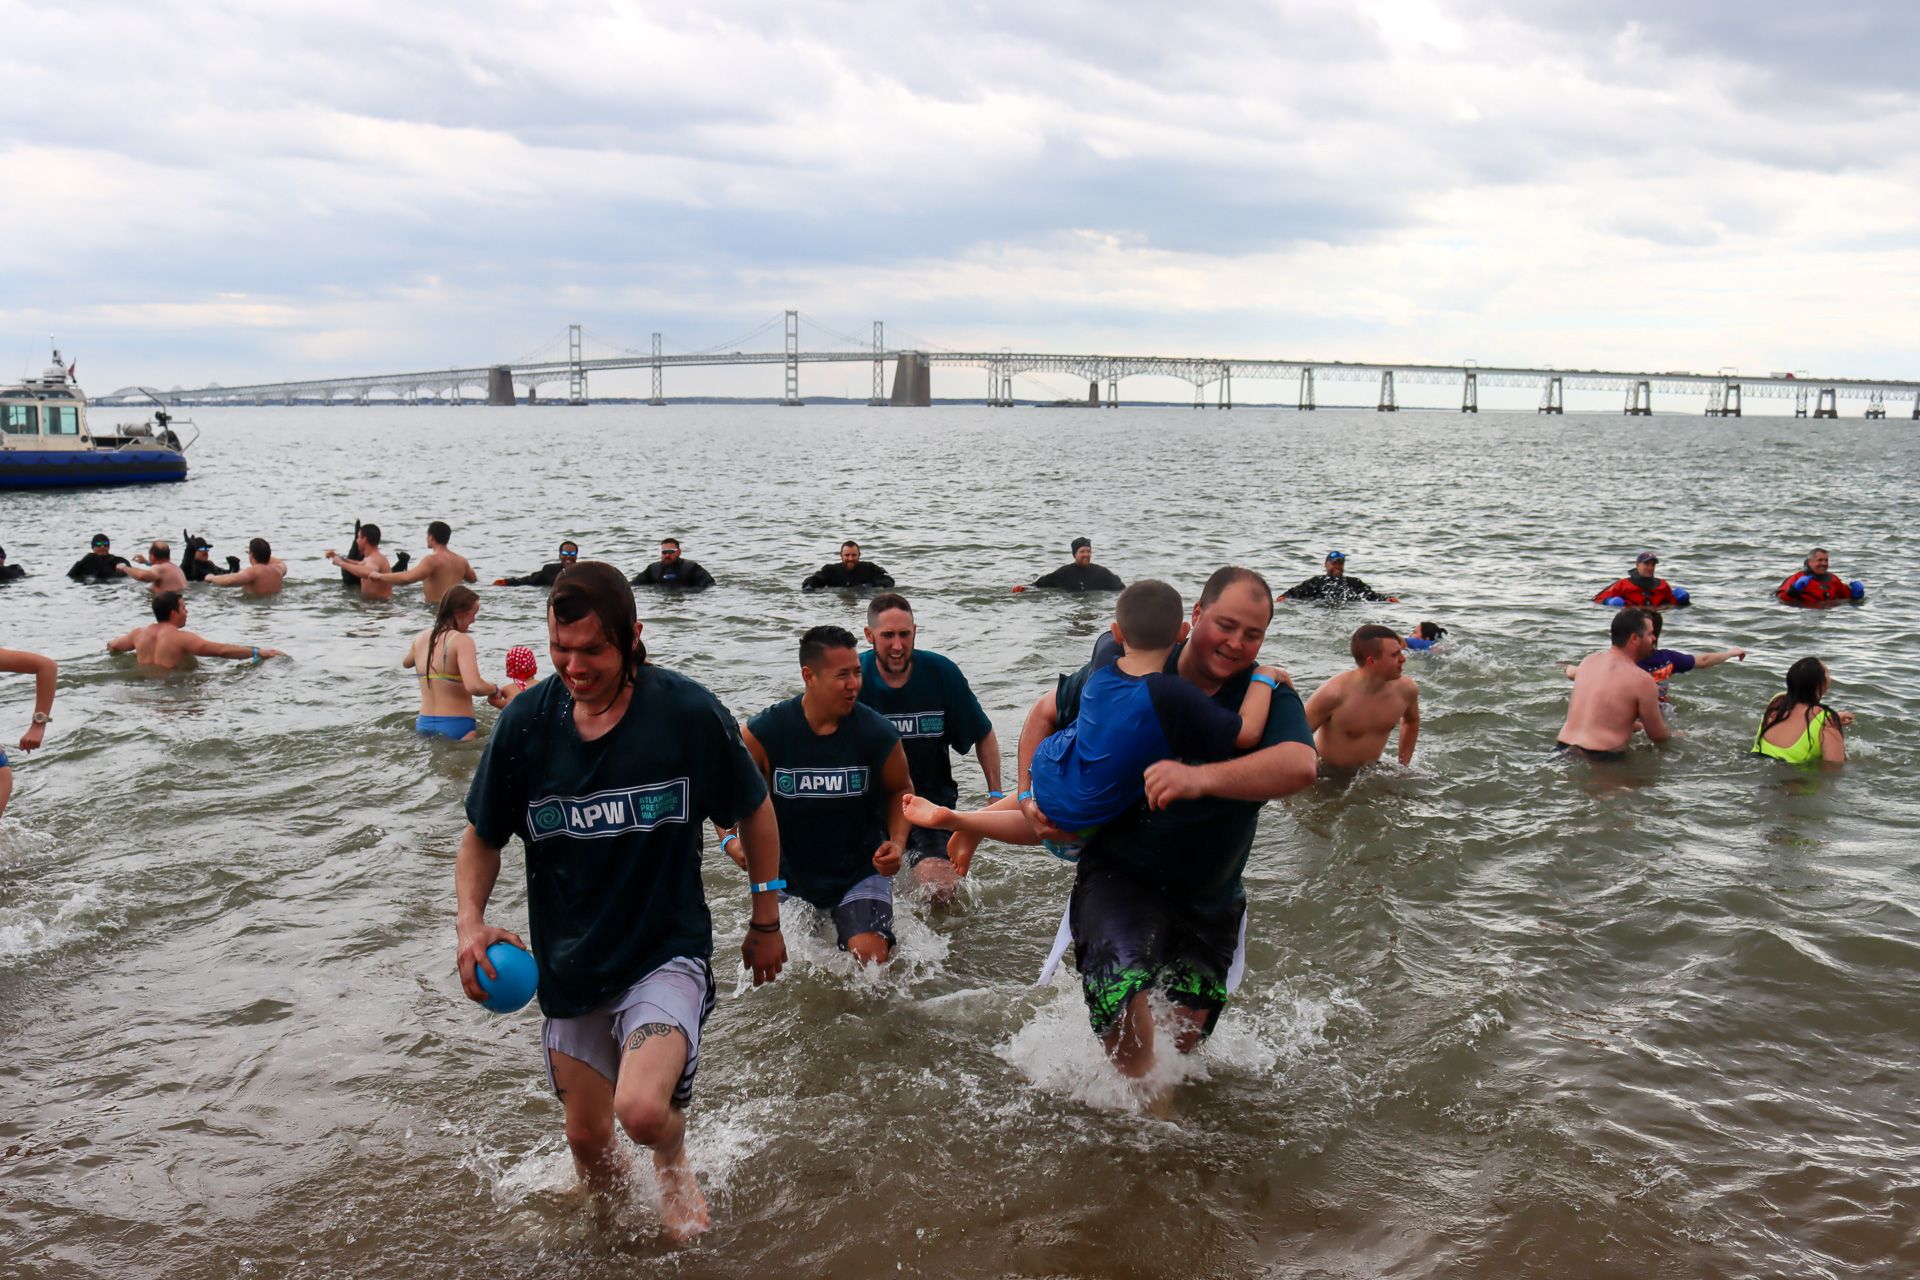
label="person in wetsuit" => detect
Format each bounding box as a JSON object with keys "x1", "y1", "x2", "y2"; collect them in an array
[
  {"x1": 68, "y1": 534, "x2": 130, "y2": 581},
  {"x1": 1776, "y1": 547, "x2": 1859, "y2": 605},
  {"x1": 495, "y1": 540, "x2": 578, "y2": 587},
  {"x1": 631, "y1": 538, "x2": 715, "y2": 590},
  {"x1": 0, "y1": 546, "x2": 26, "y2": 583},
  {"x1": 1029, "y1": 537, "x2": 1125, "y2": 592},
  {"x1": 1592, "y1": 551, "x2": 1686, "y2": 608},
  {"x1": 1280, "y1": 551, "x2": 1392, "y2": 603},
  {"x1": 801, "y1": 540, "x2": 894, "y2": 592},
  {"x1": 182, "y1": 534, "x2": 239, "y2": 582}
]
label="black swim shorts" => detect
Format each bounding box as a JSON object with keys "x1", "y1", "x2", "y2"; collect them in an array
[
  {"x1": 1068, "y1": 860, "x2": 1243, "y2": 1039},
  {"x1": 902, "y1": 824, "x2": 950, "y2": 866},
  {"x1": 1552, "y1": 740, "x2": 1628, "y2": 763}
]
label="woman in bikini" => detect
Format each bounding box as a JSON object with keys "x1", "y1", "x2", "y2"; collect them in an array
[{"x1": 405, "y1": 585, "x2": 505, "y2": 740}]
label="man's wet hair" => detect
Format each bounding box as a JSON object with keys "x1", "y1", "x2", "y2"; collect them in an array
[
  {"x1": 660, "y1": 537, "x2": 682, "y2": 549},
  {"x1": 1350, "y1": 623, "x2": 1401, "y2": 664},
  {"x1": 800, "y1": 625, "x2": 859, "y2": 670},
  {"x1": 1196, "y1": 565, "x2": 1274, "y2": 619},
  {"x1": 148, "y1": 542, "x2": 171, "y2": 562},
  {"x1": 1114, "y1": 580, "x2": 1184, "y2": 650},
  {"x1": 428, "y1": 520, "x2": 452, "y2": 546},
  {"x1": 153, "y1": 590, "x2": 183, "y2": 621},
  {"x1": 1611, "y1": 607, "x2": 1654, "y2": 647},
  {"x1": 359, "y1": 523, "x2": 382, "y2": 547},
  {"x1": 1806, "y1": 547, "x2": 1828, "y2": 564},
  {"x1": 249, "y1": 537, "x2": 270, "y2": 563},
  {"x1": 548, "y1": 562, "x2": 643, "y2": 694},
  {"x1": 1071, "y1": 536, "x2": 1091, "y2": 553},
  {"x1": 841, "y1": 540, "x2": 860, "y2": 552},
  {"x1": 867, "y1": 592, "x2": 912, "y2": 625},
  {"x1": 558, "y1": 540, "x2": 579, "y2": 554}
]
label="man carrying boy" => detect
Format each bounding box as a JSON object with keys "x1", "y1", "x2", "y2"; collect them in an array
[
  {"x1": 1305, "y1": 624, "x2": 1421, "y2": 769},
  {"x1": 740, "y1": 626, "x2": 912, "y2": 964}
]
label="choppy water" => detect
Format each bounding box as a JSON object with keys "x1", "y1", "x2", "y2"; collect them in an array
[{"x1": 2, "y1": 404, "x2": 1916, "y2": 1278}]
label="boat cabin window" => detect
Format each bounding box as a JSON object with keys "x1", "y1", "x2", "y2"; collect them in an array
[
  {"x1": 45, "y1": 405, "x2": 79, "y2": 435},
  {"x1": 2, "y1": 404, "x2": 38, "y2": 435}
]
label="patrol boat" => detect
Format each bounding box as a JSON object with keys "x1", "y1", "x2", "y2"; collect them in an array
[{"x1": 0, "y1": 348, "x2": 194, "y2": 488}]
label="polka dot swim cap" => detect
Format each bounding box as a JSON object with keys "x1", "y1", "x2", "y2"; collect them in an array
[{"x1": 505, "y1": 646, "x2": 538, "y2": 682}]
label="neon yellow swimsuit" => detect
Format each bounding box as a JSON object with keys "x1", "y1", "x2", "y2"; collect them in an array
[{"x1": 1753, "y1": 709, "x2": 1830, "y2": 765}]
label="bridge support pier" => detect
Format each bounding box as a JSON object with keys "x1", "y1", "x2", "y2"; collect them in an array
[
  {"x1": 1538, "y1": 376, "x2": 1563, "y2": 414},
  {"x1": 649, "y1": 334, "x2": 664, "y2": 405},
  {"x1": 1706, "y1": 380, "x2": 1741, "y2": 417},
  {"x1": 870, "y1": 323, "x2": 886, "y2": 406},
  {"x1": 782, "y1": 310, "x2": 801, "y2": 406},
  {"x1": 1377, "y1": 370, "x2": 1397, "y2": 411},
  {"x1": 1814, "y1": 388, "x2": 1838, "y2": 419},
  {"x1": 1087, "y1": 379, "x2": 1101, "y2": 406},
  {"x1": 1461, "y1": 370, "x2": 1478, "y2": 412},
  {"x1": 1106, "y1": 369, "x2": 1119, "y2": 409},
  {"x1": 1912, "y1": 390, "x2": 1920, "y2": 420},
  {"x1": 1218, "y1": 367, "x2": 1232, "y2": 409},
  {"x1": 567, "y1": 323, "x2": 587, "y2": 405},
  {"x1": 487, "y1": 366, "x2": 515, "y2": 405},
  {"x1": 1866, "y1": 391, "x2": 1886, "y2": 419},
  {"x1": 1298, "y1": 367, "x2": 1315, "y2": 411},
  {"x1": 890, "y1": 352, "x2": 931, "y2": 406},
  {"x1": 1625, "y1": 380, "x2": 1651, "y2": 415}
]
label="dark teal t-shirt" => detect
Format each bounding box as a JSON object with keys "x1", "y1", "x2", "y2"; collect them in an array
[
  {"x1": 746, "y1": 696, "x2": 900, "y2": 909},
  {"x1": 1055, "y1": 635, "x2": 1313, "y2": 914},
  {"x1": 465, "y1": 666, "x2": 767, "y2": 1018},
  {"x1": 857, "y1": 648, "x2": 992, "y2": 808}
]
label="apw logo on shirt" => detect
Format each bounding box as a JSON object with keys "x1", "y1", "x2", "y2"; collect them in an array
[
  {"x1": 884, "y1": 711, "x2": 945, "y2": 740},
  {"x1": 773, "y1": 766, "x2": 868, "y2": 799},
  {"x1": 527, "y1": 778, "x2": 690, "y2": 841}
]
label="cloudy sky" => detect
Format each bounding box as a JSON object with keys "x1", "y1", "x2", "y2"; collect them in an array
[{"x1": 5, "y1": 0, "x2": 1918, "y2": 397}]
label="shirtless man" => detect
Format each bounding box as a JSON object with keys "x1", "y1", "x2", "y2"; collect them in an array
[
  {"x1": 1554, "y1": 607, "x2": 1670, "y2": 760},
  {"x1": 1305, "y1": 624, "x2": 1420, "y2": 768},
  {"x1": 366, "y1": 521, "x2": 476, "y2": 605},
  {"x1": 106, "y1": 591, "x2": 285, "y2": 673},
  {"x1": 325, "y1": 523, "x2": 395, "y2": 601},
  {"x1": 117, "y1": 541, "x2": 188, "y2": 595},
  {"x1": 206, "y1": 538, "x2": 289, "y2": 596}
]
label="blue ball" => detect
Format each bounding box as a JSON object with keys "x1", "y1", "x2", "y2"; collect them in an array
[
  {"x1": 1604, "y1": 596, "x2": 1626, "y2": 608},
  {"x1": 1671, "y1": 587, "x2": 1690, "y2": 604},
  {"x1": 477, "y1": 942, "x2": 538, "y2": 1013},
  {"x1": 1849, "y1": 580, "x2": 1866, "y2": 600}
]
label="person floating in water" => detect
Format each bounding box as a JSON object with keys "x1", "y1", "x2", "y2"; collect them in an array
[
  {"x1": 1553, "y1": 608, "x2": 1670, "y2": 762},
  {"x1": 1776, "y1": 547, "x2": 1863, "y2": 606},
  {"x1": 456, "y1": 563, "x2": 785, "y2": 1241},
  {"x1": 0, "y1": 546, "x2": 24, "y2": 583},
  {"x1": 1752, "y1": 657, "x2": 1852, "y2": 766},
  {"x1": 1305, "y1": 624, "x2": 1421, "y2": 769},
  {"x1": 801, "y1": 540, "x2": 894, "y2": 592},
  {"x1": 325, "y1": 523, "x2": 398, "y2": 601},
  {"x1": 494, "y1": 540, "x2": 578, "y2": 587},
  {"x1": 405, "y1": 585, "x2": 504, "y2": 740},
  {"x1": 903, "y1": 580, "x2": 1280, "y2": 861},
  {"x1": 1280, "y1": 550, "x2": 1393, "y2": 603},
  {"x1": 741, "y1": 625, "x2": 911, "y2": 965},
  {"x1": 0, "y1": 646, "x2": 56, "y2": 820},
  {"x1": 631, "y1": 538, "x2": 715, "y2": 590},
  {"x1": 106, "y1": 591, "x2": 285, "y2": 673},
  {"x1": 117, "y1": 540, "x2": 187, "y2": 595},
  {"x1": 363, "y1": 521, "x2": 476, "y2": 605},
  {"x1": 68, "y1": 534, "x2": 130, "y2": 581},
  {"x1": 205, "y1": 538, "x2": 288, "y2": 596},
  {"x1": 1406, "y1": 621, "x2": 1448, "y2": 651},
  {"x1": 1593, "y1": 550, "x2": 1688, "y2": 608},
  {"x1": 1025, "y1": 537, "x2": 1125, "y2": 592}
]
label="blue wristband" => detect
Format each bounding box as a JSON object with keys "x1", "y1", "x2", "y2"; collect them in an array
[
  {"x1": 1017, "y1": 790, "x2": 1034, "y2": 803},
  {"x1": 720, "y1": 832, "x2": 739, "y2": 853},
  {"x1": 1250, "y1": 672, "x2": 1278, "y2": 690},
  {"x1": 749, "y1": 878, "x2": 787, "y2": 895},
  {"x1": 988, "y1": 790, "x2": 1007, "y2": 801}
]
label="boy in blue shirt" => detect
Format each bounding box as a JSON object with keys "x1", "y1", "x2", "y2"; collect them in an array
[{"x1": 903, "y1": 580, "x2": 1282, "y2": 860}]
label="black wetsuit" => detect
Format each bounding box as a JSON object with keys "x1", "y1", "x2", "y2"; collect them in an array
[
  {"x1": 68, "y1": 552, "x2": 130, "y2": 580},
  {"x1": 1031, "y1": 562, "x2": 1125, "y2": 591},
  {"x1": 802, "y1": 562, "x2": 894, "y2": 591},
  {"x1": 1281, "y1": 573, "x2": 1389, "y2": 602},
  {"x1": 632, "y1": 558, "x2": 715, "y2": 590},
  {"x1": 0, "y1": 564, "x2": 24, "y2": 583},
  {"x1": 501, "y1": 561, "x2": 567, "y2": 587}
]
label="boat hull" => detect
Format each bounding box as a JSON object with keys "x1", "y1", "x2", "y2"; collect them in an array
[{"x1": 0, "y1": 450, "x2": 188, "y2": 489}]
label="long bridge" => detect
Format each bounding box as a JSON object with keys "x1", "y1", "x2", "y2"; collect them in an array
[{"x1": 95, "y1": 311, "x2": 1920, "y2": 419}]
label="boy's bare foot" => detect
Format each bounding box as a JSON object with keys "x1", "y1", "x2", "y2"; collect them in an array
[
  {"x1": 946, "y1": 829, "x2": 982, "y2": 873},
  {"x1": 900, "y1": 794, "x2": 952, "y2": 829}
]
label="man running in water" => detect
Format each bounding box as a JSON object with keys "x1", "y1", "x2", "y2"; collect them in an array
[
  {"x1": 1306, "y1": 624, "x2": 1421, "y2": 769},
  {"x1": 801, "y1": 540, "x2": 894, "y2": 592},
  {"x1": 742, "y1": 626, "x2": 911, "y2": 964},
  {"x1": 205, "y1": 538, "x2": 288, "y2": 596},
  {"x1": 365, "y1": 520, "x2": 476, "y2": 604},
  {"x1": 1554, "y1": 607, "x2": 1670, "y2": 760},
  {"x1": 856, "y1": 593, "x2": 1000, "y2": 900},
  {"x1": 1017, "y1": 567, "x2": 1317, "y2": 1097},
  {"x1": 456, "y1": 563, "x2": 785, "y2": 1241},
  {"x1": 1280, "y1": 550, "x2": 1393, "y2": 603},
  {"x1": 494, "y1": 540, "x2": 578, "y2": 587},
  {"x1": 631, "y1": 538, "x2": 716, "y2": 590},
  {"x1": 0, "y1": 647, "x2": 56, "y2": 820},
  {"x1": 117, "y1": 540, "x2": 187, "y2": 595},
  {"x1": 106, "y1": 592, "x2": 285, "y2": 673},
  {"x1": 68, "y1": 534, "x2": 129, "y2": 581},
  {"x1": 1027, "y1": 537, "x2": 1125, "y2": 592},
  {"x1": 324, "y1": 524, "x2": 395, "y2": 601}
]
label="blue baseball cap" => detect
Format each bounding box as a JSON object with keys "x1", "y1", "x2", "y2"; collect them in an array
[{"x1": 1325, "y1": 550, "x2": 1346, "y2": 561}]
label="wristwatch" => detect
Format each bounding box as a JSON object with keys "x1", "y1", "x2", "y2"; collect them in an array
[{"x1": 31, "y1": 712, "x2": 51, "y2": 725}]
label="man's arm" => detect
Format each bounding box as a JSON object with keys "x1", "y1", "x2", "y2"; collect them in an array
[
  {"x1": 375, "y1": 557, "x2": 432, "y2": 585},
  {"x1": 1303, "y1": 680, "x2": 1341, "y2": 734},
  {"x1": 106, "y1": 631, "x2": 137, "y2": 653},
  {"x1": 454, "y1": 824, "x2": 527, "y2": 1001},
  {"x1": 871, "y1": 566, "x2": 895, "y2": 589},
  {"x1": 462, "y1": 559, "x2": 477, "y2": 584},
  {"x1": 203, "y1": 566, "x2": 251, "y2": 587},
  {"x1": 117, "y1": 563, "x2": 159, "y2": 583},
  {"x1": 1031, "y1": 566, "x2": 1067, "y2": 589},
  {"x1": 184, "y1": 634, "x2": 282, "y2": 661},
  {"x1": 1637, "y1": 678, "x2": 1672, "y2": 743},
  {"x1": 1398, "y1": 683, "x2": 1421, "y2": 765},
  {"x1": 973, "y1": 728, "x2": 1004, "y2": 795},
  {"x1": 872, "y1": 741, "x2": 911, "y2": 874},
  {"x1": 1694, "y1": 648, "x2": 1747, "y2": 670},
  {"x1": 0, "y1": 649, "x2": 56, "y2": 751},
  {"x1": 800, "y1": 567, "x2": 827, "y2": 591},
  {"x1": 687, "y1": 562, "x2": 715, "y2": 589},
  {"x1": 732, "y1": 795, "x2": 786, "y2": 984},
  {"x1": 741, "y1": 726, "x2": 773, "y2": 785},
  {"x1": 330, "y1": 553, "x2": 375, "y2": 579},
  {"x1": 1145, "y1": 738, "x2": 1317, "y2": 806}
]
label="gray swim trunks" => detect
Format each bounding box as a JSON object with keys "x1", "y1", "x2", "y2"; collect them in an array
[{"x1": 541, "y1": 956, "x2": 716, "y2": 1109}]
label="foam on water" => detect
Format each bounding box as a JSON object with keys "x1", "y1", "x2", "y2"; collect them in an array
[{"x1": 0, "y1": 879, "x2": 119, "y2": 963}]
